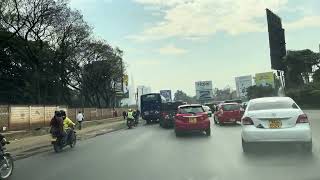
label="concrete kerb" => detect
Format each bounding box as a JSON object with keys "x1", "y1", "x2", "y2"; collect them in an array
[
  {"x1": 8, "y1": 118, "x2": 126, "y2": 160},
  {"x1": 4, "y1": 117, "x2": 123, "y2": 141}
]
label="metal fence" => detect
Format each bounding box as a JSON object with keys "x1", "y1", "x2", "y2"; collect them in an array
[{"x1": 0, "y1": 105, "x2": 128, "y2": 131}]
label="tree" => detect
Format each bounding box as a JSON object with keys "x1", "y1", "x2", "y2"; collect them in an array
[
  {"x1": 312, "y1": 69, "x2": 320, "y2": 83},
  {"x1": 0, "y1": 0, "x2": 126, "y2": 107},
  {"x1": 246, "y1": 85, "x2": 276, "y2": 100},
  {"x1": 213, "y1": 88, "x2": 237, "y2": 101},
  {"x1": 173, "y1": 90, "x2": 198, "y2": 104},
  {"x1": 283, "y1": 49, "x2": 320, "y2": 88}
]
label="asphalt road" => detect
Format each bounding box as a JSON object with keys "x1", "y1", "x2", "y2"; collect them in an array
[{"x1": 11, "y1": 110, "x2": 320, "y2": 180}]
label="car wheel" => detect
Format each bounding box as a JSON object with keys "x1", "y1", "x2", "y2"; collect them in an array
[
  {"x1": 205, "y1": 128, "x2": 211, "y2": 136},
  {"x1": 303, "y1": 141, "x2": 312, "y2": 153},
  {"x1": 146, "y1": 120, "x2": 151, "y2": 124},
  {"x1": 242, "y1": 139, "x2": 250, "y2": 153},
  {"x1": 214, "y1": 116, "x2": 218, "y2": 124},
  {"x1": 175, "y1": 130, "x2": 181, "y2": 137}
]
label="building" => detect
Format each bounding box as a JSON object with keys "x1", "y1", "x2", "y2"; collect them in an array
[{"x1": 136, "y1": 85, "x2": 151, "y2": 110}]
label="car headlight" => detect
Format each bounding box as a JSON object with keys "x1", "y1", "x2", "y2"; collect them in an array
[{"x1": 155, "y1": 111, "x2": 159, "y2": 114}]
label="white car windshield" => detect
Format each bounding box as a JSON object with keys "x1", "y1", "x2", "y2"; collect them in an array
[{"x1": 248, "y1": 101, "x2": 299, "y2": 111}]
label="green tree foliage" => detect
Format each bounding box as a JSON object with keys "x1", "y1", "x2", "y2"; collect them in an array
[
  {"x1": 173, "y1": 90, "x2": 198, "y2": 104},
  {"x1": 213, "y1": 88, "x2": 237, "y2": 101},
  {"x1": 283, "y1": 49, "x2": 320, "y2": 88},
  {"x1": 281, "y1": 49, "x2": 320, "y2": 107},
  {"x1": 0, "y1": 0, "x2": 125, "y2": 107},
  {"x1": 246, "y1": 85, "x2": 276, "y2": 100},
  {"x1": 312, "y1": 69, "x2": 320, "y2": 83},
  {"x1": 286, "y1": 82, "x2": 320, "y2": 108}
]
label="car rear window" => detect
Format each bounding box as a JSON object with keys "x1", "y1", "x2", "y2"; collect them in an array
[
  {"x1": 248, "y1": 101, "x2": 299, "y2": 111},
  {"x1": 203, "y1": 106, "x2": 210, "y2": 111},
  {"x1": 179, "y1": 106, "x2": 204, "y2": 114},
  {"x1": 222, "y1": 104, "x2": 240, "y2": 111},
  {"x1": 162, "y1": 102, "x2": 181, "y2": 111}
]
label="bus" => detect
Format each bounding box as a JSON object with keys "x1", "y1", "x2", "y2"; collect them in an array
[
  {"x1": 140, "y1": 93, "x2": 166, "y2": 124},
  {"x1": 224, "y1": 99, "x2": 242, "y2": 104}
]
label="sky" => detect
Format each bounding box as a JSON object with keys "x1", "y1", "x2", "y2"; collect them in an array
[{"x1": 69, "y1": 0, "x2": 320, "y2": 96}]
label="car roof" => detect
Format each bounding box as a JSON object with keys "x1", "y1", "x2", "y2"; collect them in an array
[
  {"x1": 249, "y1": 97, "x2": 293, "y2": 104},
  {"x1": 220, "y1": 102, "x2": 239, "y2": 105},
  {"x1": 178, "y1": 104, "x2": 202, "y2": 108}
]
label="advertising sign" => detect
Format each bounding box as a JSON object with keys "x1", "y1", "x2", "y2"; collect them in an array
[
  {"x1": 255, "y1": 72, "x2": 275, "y2": 88},
  {"x1": 195, "y1": 81, "x2": 214, "y2": 101},
  {"x1": 160, "y1": 90, "x2": 172, "y2": 102},
  {"x1": 235, "y1": 75, "x2": 253, "y2": 98},
  {"x1": 123, "y1": 74, "x2": 129, "y2": 98}
]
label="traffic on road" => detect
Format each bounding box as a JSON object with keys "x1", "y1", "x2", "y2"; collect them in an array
[{"x1": 1, "y1": 0, "x2": 320, "y2": 179}]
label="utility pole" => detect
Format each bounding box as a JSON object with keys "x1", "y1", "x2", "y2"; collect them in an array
[{"x1": 135, "y1": 88, "x2": 139, "y2": 106}]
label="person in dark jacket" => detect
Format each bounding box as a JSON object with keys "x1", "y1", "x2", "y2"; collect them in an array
[
  {"x1": 50, "y1": 111, "x2": 64, "y2": 137},
  {"x1": 122, "y1": 111, "x2": 127, "y2": 119}
]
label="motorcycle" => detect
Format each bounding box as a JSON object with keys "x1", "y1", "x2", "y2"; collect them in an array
[
  {"x1": 0, "y1": 135, "x2": 14, "y2": 180},
  {"x1": 134, "y1": 116, "x2": 139, "y2": 127},
  {"x1": 51, "y1": 128, "x2": 77, "y2": 153},
  {"x1": 127, "y1": 118, "x2": 135, "y2": 129}
]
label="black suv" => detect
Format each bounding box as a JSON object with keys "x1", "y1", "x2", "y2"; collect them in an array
[{"x1": 159, "y1": 101, "x2": 184, "y2": 128}]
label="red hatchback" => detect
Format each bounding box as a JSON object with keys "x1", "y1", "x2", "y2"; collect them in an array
[
  {"x1": 174, "y1": 104, "x2": 211, "y2": 136},
  {"x1": 214, "y1": 103, "x2": 242, "y2": 125}
]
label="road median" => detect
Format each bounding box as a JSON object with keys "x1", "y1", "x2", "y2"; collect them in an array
[{"x1": 6, "y1": 118, "x2": 127, "y2": 160}]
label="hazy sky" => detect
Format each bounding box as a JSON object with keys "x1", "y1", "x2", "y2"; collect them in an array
[{"x1": 70, "y1": 0, "x2": 320, "y2": 96}]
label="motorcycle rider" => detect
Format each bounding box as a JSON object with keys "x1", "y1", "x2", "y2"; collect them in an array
[
  {"x1": 60, "y1": 110, "x2": 75, "y2": 144},
  {"x1": 127, "y1": 109, "x2": 134, "y2": 127},
  {"x1": 50, "y1": 111, "x2": 64, "y2": 139}
]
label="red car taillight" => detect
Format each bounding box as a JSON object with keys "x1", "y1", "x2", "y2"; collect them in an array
[
  {"x1": 296, "y1": 114, "x2": 309, "y2": 123},
  {"x1": 196, "y1": 113, "x2": 208, "y2": 121},
  {"x1": 242, "y1": 117, "x2": 253, "y2": 125},
  {"x1": 175, "y1": 115, "x2": 185, "y2": 121}
]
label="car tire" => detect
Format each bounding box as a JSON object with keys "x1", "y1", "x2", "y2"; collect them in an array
[
  {"x1": 146, "y1": 120, "x2": 151, "y2": 124},
  {"x1": 214, "y1": 116, "x2": 218, "y2": 124},
  {"x1": 205, "y1": 128, "x2": 211, "y2": 136},
  {"x1": 175, "y1": 130, "x2": 181, "y2": 137},
  {"x1": 303, "y1": 141, "x2": 312, "y2": 153},
  {"x1": 242, "y1": 139, "x2": 250, "y2": 153}
]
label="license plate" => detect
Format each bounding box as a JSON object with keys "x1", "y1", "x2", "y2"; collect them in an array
[
  {"x1": 189, "y1": 117, "x2": 197, "y2": 124},
  {"x1": 230, "y1": 119, "x2": 235, "y2": 121},
  {"x1": 269, "y1": 120, "x2": 282, "y2": 129},
  {"x1": 51, "y1": 138, "x2": 57, "y2": 142}
]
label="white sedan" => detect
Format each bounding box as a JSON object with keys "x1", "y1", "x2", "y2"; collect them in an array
[{"x1": 241, "y1": 97, "x2": 312, "y2": 152}]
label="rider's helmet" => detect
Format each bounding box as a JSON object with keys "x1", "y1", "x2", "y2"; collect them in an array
[
  {"x1": 55, "y1": 111, "x2": 62, "y2": 117},
  {"x1": 128, "y1": 109, "x2": 132, "y2": 112},
  {"x1": 60, "y1": 110, "x2": 66, "y2": 118}
]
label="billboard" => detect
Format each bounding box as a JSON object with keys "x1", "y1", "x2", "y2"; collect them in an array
[
  {"x1": 195, "y1": 81, "x2": 214, "y2": 101},
  {"x1": 160, "y1": 90, "x2": 172, "y2": 102},
  {"x1": 235, "y1": 75, "x2": 253, "y2": 98},
  {"x1": 123, "y1": 74, "x2": 129, "y2": 98},
  {"x1": 255, "y1": 72, "x2": 275, "y2": 88},
  {"x1": 266, "y1": 8, "x2": 286, "y2": 70}
]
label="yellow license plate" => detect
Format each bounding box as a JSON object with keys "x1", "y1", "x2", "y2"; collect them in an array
[
  {"x1": 269, "y1": 120, "x2": 282, "y2": 129},
  {"x1": 189, "y1": 118, "x2": 197, "y2": 124}
]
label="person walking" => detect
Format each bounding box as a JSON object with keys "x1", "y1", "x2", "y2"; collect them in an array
[
  {"x1": 76, "y1": 111, "x2": 84, "y2": 130},
  {"x1": 122, "y1": 111, "x2": 127, "y2": 120}
]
